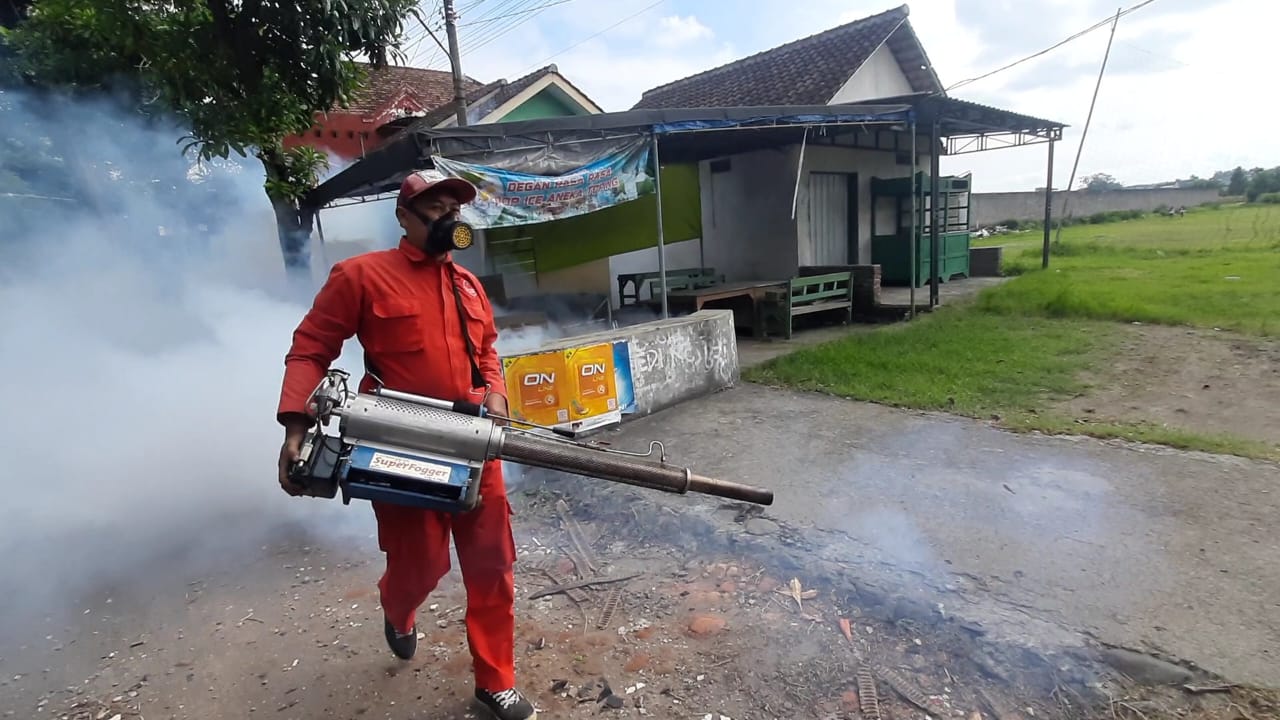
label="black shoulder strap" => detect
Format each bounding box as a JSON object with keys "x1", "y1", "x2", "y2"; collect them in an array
[{"x1": 449, "y1": 265, "x2": 487, "y2": 390}]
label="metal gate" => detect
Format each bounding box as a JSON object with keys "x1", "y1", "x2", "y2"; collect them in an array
[{"x1": 805, "y1": 172, "x2": 851, "y2": 265}]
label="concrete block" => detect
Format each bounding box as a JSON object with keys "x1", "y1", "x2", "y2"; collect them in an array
[
  {"x1": 622, "y1": 310, "x2": 739, "y2": 417},
  {"x1": 969, "y1": 246, "x2": 1003, "y2": 277},
  {"x1": 502, "y1": 310, "x2": 739, "y2": 421}
]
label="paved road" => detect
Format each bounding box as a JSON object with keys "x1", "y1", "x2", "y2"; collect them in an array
[{"x1": 602, "y1": 384, "x2": 1280, "y2": 688}]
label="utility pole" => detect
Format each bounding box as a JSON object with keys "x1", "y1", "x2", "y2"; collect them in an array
[{"x1": 442, "y1": 0, "x2": 469, "y2": 126}]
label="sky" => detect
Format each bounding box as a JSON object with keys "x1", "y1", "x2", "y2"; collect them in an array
[{"x1": 402, "y1": 0, "x2": 1274, "y2": 192}]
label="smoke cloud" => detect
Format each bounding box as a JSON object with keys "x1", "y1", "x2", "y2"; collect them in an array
[{"x1": 0, "y1": 90, "x2": 397, "y2": 643}]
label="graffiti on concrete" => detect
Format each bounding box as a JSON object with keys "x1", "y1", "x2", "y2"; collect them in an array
[{"x1": 634, "y1": 324, "x2": 734, "y2": 381}]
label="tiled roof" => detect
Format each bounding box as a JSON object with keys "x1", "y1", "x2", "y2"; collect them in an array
[
  {"x1": 632, "y1": 4, "x2": 938, "y2": 110},
  {"x1": 344, "y1": 63, "x2": 486, "y2": 116},
  {"x1": 417, "y1": 64, "x2": 558, "y2": 127},
  {"x1": 389, "y1": 64, "x2": 600, "y2": 131}
]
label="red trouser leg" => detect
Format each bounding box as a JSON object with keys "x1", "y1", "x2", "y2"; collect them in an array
[
  {"x1": 373, "y1": 501, "x2": 451, "y2": 636},
  {"x1": 452, "y1": 460, "x2": 517, "y2": 691},
  {"x1": 372, "y1": 459, "x2": 516, "y2": 691}
]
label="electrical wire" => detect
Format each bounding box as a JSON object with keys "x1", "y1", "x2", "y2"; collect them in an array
[
  {"x1": 945, "y1": 0, "x2": 1161, "y2": 91},
  {"x1": 462, "y1": 0, "x2": 564, "y2": 52},
  {"x1": 457, "y1": 0, "x2": 572, "y2": 27},
  {"x1": 513, "y1": 0, "x2": 666, "y2": 76},
  {"x1": 402, "y1": 0, "x2": 443, "y2": 66}
]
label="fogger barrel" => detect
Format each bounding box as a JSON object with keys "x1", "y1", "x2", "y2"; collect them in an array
[
  {"x1": 291, "y1": 372, "x2": 774, "y2": 513},
  {"x1": 497, "y1": 432, "x2": 773, "y2": 506},
  {"x1": 342, "y1": 392, "x2": 772, "y2": 504}
]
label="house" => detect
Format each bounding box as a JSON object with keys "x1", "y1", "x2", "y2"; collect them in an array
[
  {"x1": 632, "y1": 5, "x2": 940, "y2": 110},
  {"x1": 435, "y1": 4, "x2": 1057, "y2": 307},
  {"x1": 284, "y1": 63, "x2": 602, "y2": 162},
  {"x1": 623, "y1": 4, "x2": 954, "y2": 285},
  {"x1": 304, "y1": 4, "x2": 1063, "y2": 321}
]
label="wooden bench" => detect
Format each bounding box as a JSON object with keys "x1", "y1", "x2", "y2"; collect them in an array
[
  {"x1": 757, "y1": 271, "x2": 853, "y2": 339},
  {"x1": 617, "y1": 267, "x2": 721, "y2": 305},
  {"x1": 643, "y1": 269, "x2": 723, "y2": 299}
]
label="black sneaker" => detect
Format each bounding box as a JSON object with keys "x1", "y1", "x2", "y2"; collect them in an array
[
  {"x1": 383, "y1": 617, "x2": 416, "y2": 660},
  {"x1": 474, "y1": 687, "x2": 537, "y2": 720}
]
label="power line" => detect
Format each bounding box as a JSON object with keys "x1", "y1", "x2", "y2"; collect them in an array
[
  {"x1": 403, "y1": 0, "x2": 444, "y2": 66},
  {"x1": 1053, "y1": 7, "x2": 1124, "y2": 254},
  {"x1": 458, "y1": 0, "x2": 572, "y2": 27},
  {"x1": 945, "y1": 0, "x2": 1160, "y2": 91},
  {"x1": 513, "y1": 0, "x2": 666, "y2": 76},
  {"x1": 456, "y1": 0, "x2": 526, "y2": 39},
  {"x1": 459, "y1": 0, "x2": 547, "y2": 49}
]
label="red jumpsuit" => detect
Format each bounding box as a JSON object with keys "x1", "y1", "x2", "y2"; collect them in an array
[{"x1": 276, "y1": 238, "x2": 516, "y2": 692}]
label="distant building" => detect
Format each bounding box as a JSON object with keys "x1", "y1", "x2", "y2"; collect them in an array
[{"x1": 284, "y1": 62, "x2": 601, "y2": 161}]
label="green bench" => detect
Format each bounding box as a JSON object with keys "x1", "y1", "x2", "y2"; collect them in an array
[
  {"x1": 643, "y1": 269, "x2": 723, "y2": 299},
  {"x1": 617, "y1": 267, "x2": 722, "y2": 305},
  {"x1": 758, "y1": 271, "x2": 853, "y2": 339}
]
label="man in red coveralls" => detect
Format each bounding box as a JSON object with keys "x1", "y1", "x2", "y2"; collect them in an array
[{"x1": 274, "y1": 171, "x2": 536, "y2": 720}]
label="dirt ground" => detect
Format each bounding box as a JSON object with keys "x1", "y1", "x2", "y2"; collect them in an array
[
  {"x1": 2, "y1": 445, "x2": 1278, "y2": 720},
  {"x1": 1057, "y1": 324, "x2": 1280, "y2": 450}
]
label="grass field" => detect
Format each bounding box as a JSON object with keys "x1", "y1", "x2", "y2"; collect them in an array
[
  {"x1": 977, "y1": 204, "x2": 1280, "y2": 336},
  {"x1": 745, "y1": 203, "x2": 1280, "y2": 460}
]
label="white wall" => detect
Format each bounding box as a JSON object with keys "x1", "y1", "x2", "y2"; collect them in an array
[
  {"x1": 607, "y1": 238, "x2": 702, "y2": 306},
  {"x1": 698, "y1": 146, "x2": 802, "y2": 280},
  {"x1": 829, "y1": 42, "x2": 913, "y2": 104},
  {"x1": 537, "y1": 257, "x2": 611, "y2": 296},
  {"x1": 795, "y1": 144, "x2": 919, "y2": 263}
]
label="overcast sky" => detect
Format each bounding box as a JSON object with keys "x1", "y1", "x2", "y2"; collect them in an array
[{"x1": 405, "y1": 0, "x2": 1266, "y2": 193}]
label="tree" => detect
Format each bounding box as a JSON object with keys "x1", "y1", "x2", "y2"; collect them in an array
[
  {"x1": 1227, "y1": 167, "x2": 1247, "y2": 197},
  {"x1": 1079, "y1": 172, "x2": 1123, "y2": 191},
  {"x1": 2, "y1": 0, "x2": 420, "y2": 277}
]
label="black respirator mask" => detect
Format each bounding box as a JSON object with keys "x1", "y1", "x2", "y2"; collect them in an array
[
  {"x1": 405, "y1": 204, "x2": 475, "y2": 254},
  {"x1": 427, "y1": 216, "x2": 475, "y2": 254}
]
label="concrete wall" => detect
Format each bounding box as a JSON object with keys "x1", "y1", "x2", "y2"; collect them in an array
[
  {"x1": 971, "y1": 187, "x2": 1222, "y2": 227},
  {"x1": 698, "y1": 147, "x2": 802, "y2": 280},
  {"x1": 606, "y1": 238, "x2": 703, "y2": 306},
  {"x1": 796, "y1": 145, "x2": 919, "y2": 264},
  {"x1": 513, "y1": 309, "x2": 738, "y2": 419},
  {"x1": 531, "y1": 238, "x2": 703, "y2": 307},
  {"x1": 536, "y1": 257, "x2": 611, "y2": 296}
]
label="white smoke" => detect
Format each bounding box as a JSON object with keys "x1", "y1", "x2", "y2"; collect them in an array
[{"x1": 0, "y1": 90, "x2": 387, "y2": 641}]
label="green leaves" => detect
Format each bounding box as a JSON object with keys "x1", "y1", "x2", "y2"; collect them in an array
[
  {"x1": 261, "y1": 144, "x2": 331, "y2": 202},
  {"x1": 7, "y1": 0, "x2": 418, "y2": 163}
]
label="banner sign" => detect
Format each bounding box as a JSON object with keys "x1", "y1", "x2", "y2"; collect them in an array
[{"x1": 431, "y1": 139, "x2": 654, "y2": 228}]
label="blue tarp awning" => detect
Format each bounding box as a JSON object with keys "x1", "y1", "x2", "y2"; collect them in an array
[{"x1": 302, "y1": 103, "x2": 915, "y2": 209}]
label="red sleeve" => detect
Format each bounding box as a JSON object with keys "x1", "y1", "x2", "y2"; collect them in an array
[
  {"x1": 475, "y1": 285, "x2": 507, "y2": 401},
  {"x1": 276, "y1": 261, "x2": 363, "y2": 424}
]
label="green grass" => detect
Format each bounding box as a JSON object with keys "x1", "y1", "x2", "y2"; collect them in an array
[
  {"x1": 746, "y1": 310, "x2": 1114, "y2": 417},
  {"x1": 746, "y1": 203, "x2": 1280, "y2": 461},
  {"x1": 977, "y1": 205, "x2": 1280, "y2": 336}
]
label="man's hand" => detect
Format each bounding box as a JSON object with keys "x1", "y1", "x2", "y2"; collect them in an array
[
  {"x1": 484, "y1": 393, "x2": 509, "y2": 426},
  {"x1": 278, "y1": 417, "x2": 312, "y2": 496}
]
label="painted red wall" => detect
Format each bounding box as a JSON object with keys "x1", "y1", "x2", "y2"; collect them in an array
[{"x1": 283, "y1": 112, "x2": 383, "y2": 162}]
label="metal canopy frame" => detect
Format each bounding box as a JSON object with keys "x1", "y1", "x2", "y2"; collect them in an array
[{"x1": 303, "y1": 93, "x2": 1066, "y2": 321}]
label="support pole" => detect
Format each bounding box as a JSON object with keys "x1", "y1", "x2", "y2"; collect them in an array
[
  {"x1": 929, "y1": 120, "x2": 941, "y2": 308},
  {"x1": 314, "y1": 209, "x2": 329, "y2": 270},
  {"x1": 443, "y1": 0, "x2": 469, "y2": 126},
  {"x1": 1055, "y1": 6, "x2": 1121, "y2": 248},
  {"x1": 1042, "y1": 140, "x2": 1055, "y2": 269},
  {"x1": 651, "y1": 132, "x2": 669, "y2": 319},
  {"x1": 908, "y1": 118, "x2": 917, "y2": 319}
]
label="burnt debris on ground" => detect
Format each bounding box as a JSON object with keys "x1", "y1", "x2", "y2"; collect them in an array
[
  {"x1": 7, "y1": 465, "x2": 1279, "y2": 720},
  {"x1": 506, "y1": 468, "x2": 1280, "y2": 720}
]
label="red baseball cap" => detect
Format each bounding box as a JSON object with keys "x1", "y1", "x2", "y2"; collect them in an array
[{"x1": 398, "y1": 170, "x2": 478, "y2": 206}]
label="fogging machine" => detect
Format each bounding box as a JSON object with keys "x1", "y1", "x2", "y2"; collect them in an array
[{"x1": 288, "y1": 369, "x2": 773, "y2": 512}]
